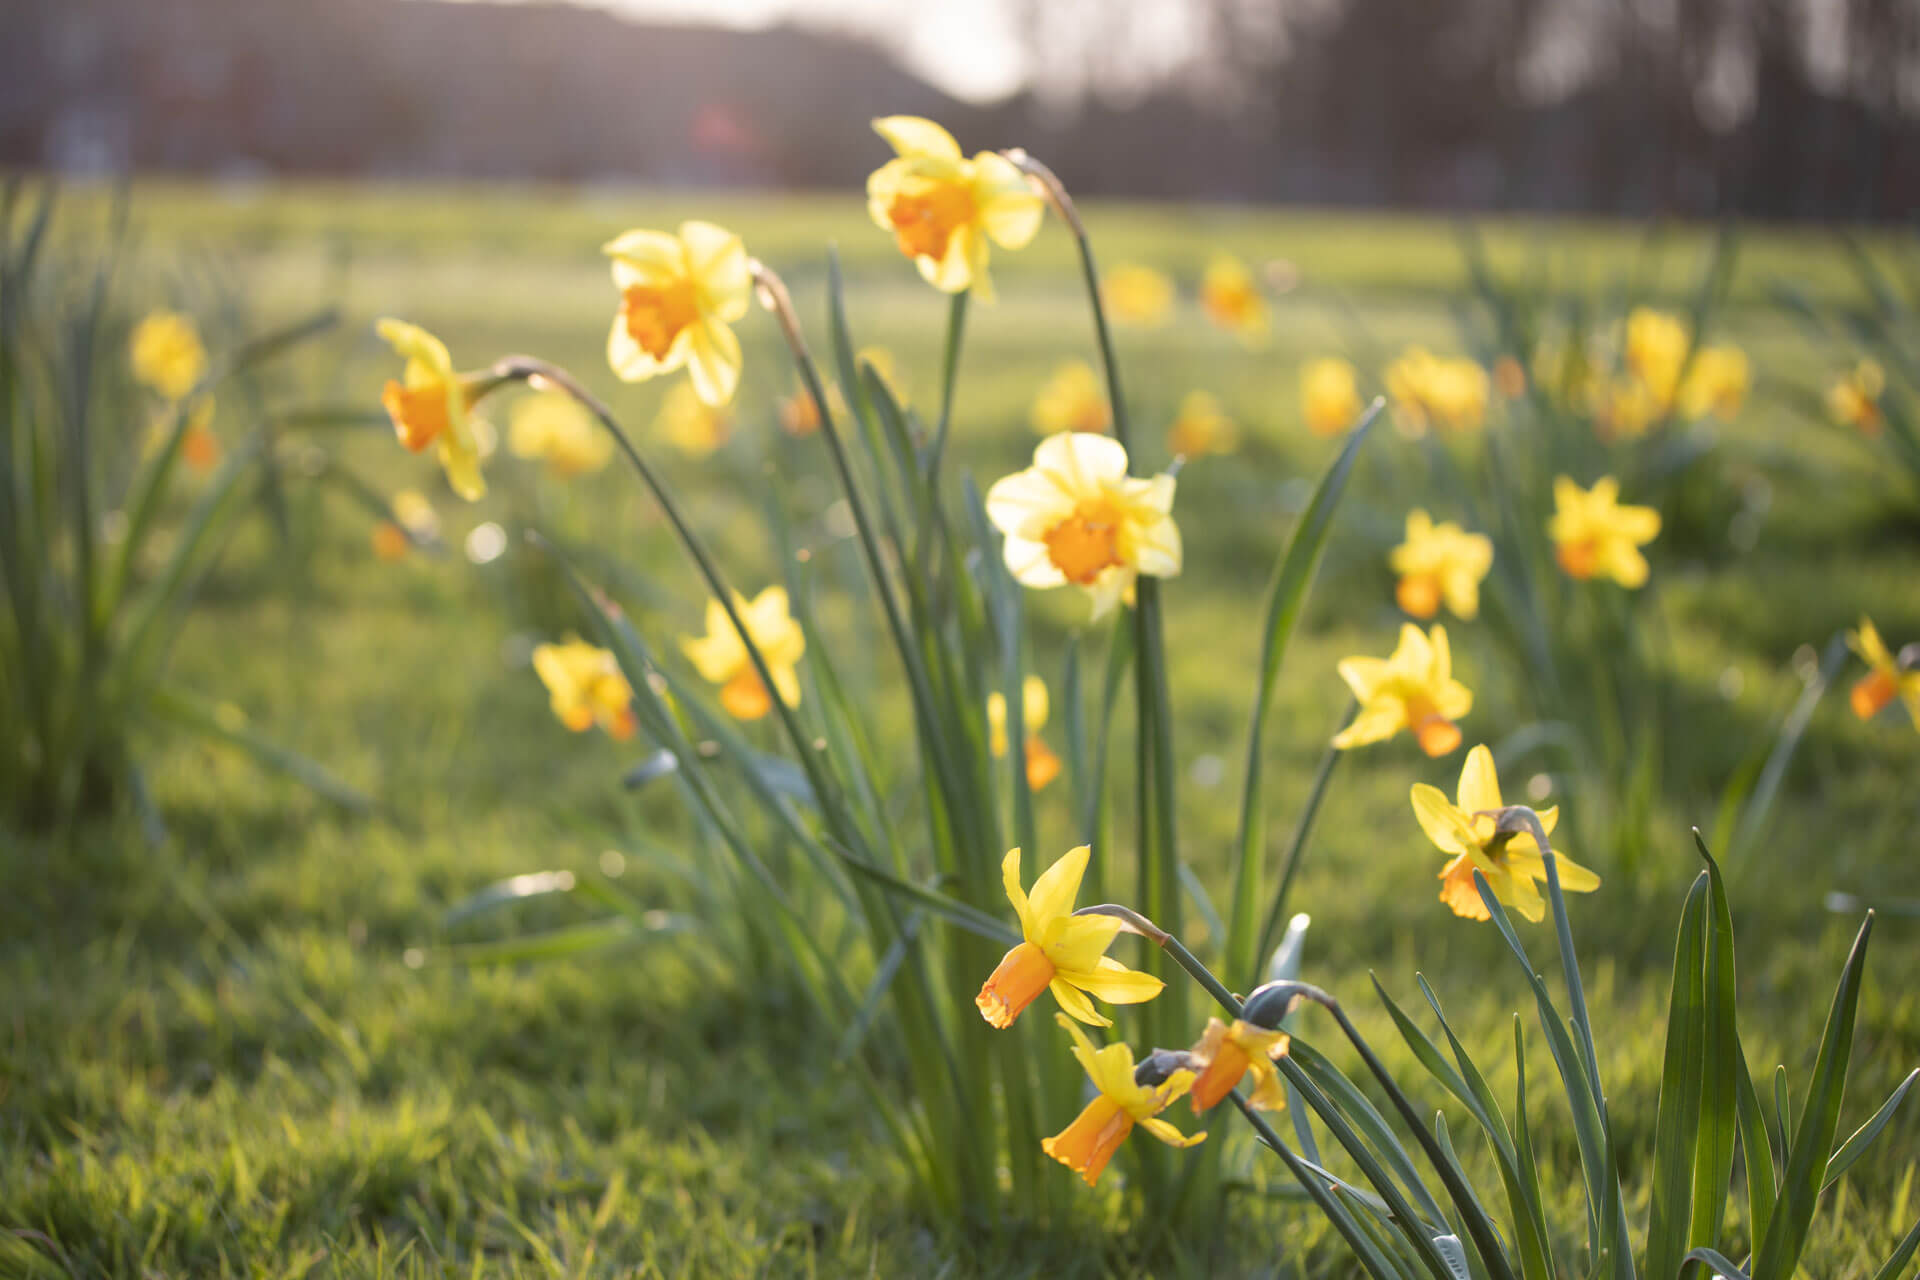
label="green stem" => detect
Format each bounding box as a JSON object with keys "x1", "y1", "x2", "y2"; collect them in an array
[
  {"x1": 1252, "y1": 723, "x2": 1347, "y2": 983},
  {"x1": 926, "y1": 289, "x2": 969, "y2": 486}
]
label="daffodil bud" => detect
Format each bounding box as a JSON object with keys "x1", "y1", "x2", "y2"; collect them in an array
[
  {"x1": 1241, "y1": 980, "x2": 1313, "y2": 1030},
  {"x1": 1132, "y1": 1049, "x2": 1194, "y2": 1088},
  {"x1": 1898, "y1": 642, "x2": 1920, "y2": 673}
]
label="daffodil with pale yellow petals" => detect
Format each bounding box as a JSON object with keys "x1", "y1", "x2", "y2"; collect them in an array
[
  {"x1": 1103, "y1": 263, "x2": 1174, "y2": 327},
  {"x1": 681, "y1": 586, "x2": 805, "y2": 722},
  {"x1": 1678, "y1": 345, "x2": 1750, "y2": 421},
  {"x1": 976, "y1": 846, "x2": 1163, "y2": 1029},
  {"x1": 1827, "y1": 360, "x2": 1885, "y2": 437},
  {"x1": 865, "y1": 116, "x2": 1043, "y2": 303},
  {"x1": 985, "y1": 432, "x2": 1181, "y2": 621},
  {"x1": 604, "y1": 221, "x2": 750, "y2": 407},
  {"x1": 1200, "y1": 254, "x2": 1268, "y2": 343},
  {"x1": 1302, "y1": 357, "x2": 1364, "y2": 438},
  {"x1": 376, "y1": 318, "x2": 489, "y2": 501},
  {"x1": 988, "y1": 674, "x2": 1062, "y2": 792},
  {"x1": 1390, "y1": 510, "x2": 1492, "y2": 621},
  {"x1": 533, "y1": 637, "x2": 637, "y2": 741},
  {"x1": 1042, "y1": 1013, "x2": 1204, "y2": 1187},
  {"x1": 509, "y1": 390, "x2": 612, "y2": 477},
  {"x1": 1846, "y1": 618, "x2": 1920, "y2": 728},
  {"x1": 1166, "y1": 391, "x2": 1239, "y2": 459},
  {"x1": 1411, "y1": 744, "x2": 1600, "y2": 923},
  {"x1": 656, "y1": 382, "x2": 732, "y2": 459},
  {"x1": 1333, "y1": 623, "x2": 1472, "y2": 757},
  {"x1": 1187, "y1": 1018, "x2": 1290, "y2": 1113},
  {"x1": 1030, "y1": 361, "x2": 1109, "y2": 436},
  {"x1": 130, "y1": 310, "x2": 207, "y2": 401},
  {"x1": 1548, "y1": 475, "x2": 1660, "y2": 588}
]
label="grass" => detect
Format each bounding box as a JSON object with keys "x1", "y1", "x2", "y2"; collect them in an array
[{"x1": 3, "y1": 180, "x2": 1917, "y2": 1277}]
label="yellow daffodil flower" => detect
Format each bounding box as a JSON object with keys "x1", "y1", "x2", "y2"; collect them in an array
[
  {"x1": 1030, "y1": 361, "x2": 1110, "y2": 436},
  {"x1": 1846, "y1": 618, "x2": 1920, "y2": 727},
  {"x1": 1599, "y1": 374, "x2": 1665, "y2": 440},
  {"x1": 1333, "y1": 623, "x2": 1472, "y2": 757},
  {"x1": 509, "y1": 390, "x2": 613, "y2": 477},
  {"x1": 1103, "y1": 263, "x2": 1174, "y2": 327},
  {"x1": 1390, "y1": 510, "x2": 1492, "y2": 621},
  {"x1": 976, "y1": 846, "x2": 1163, "y2": 1029},
  {"x1": 987, "y1": 674, "x2": 1062, "y2": 792},
  {"x1": 376, "y1": 318, "x2": 488, "y2": 501},
  {"x1": 1200, "y1": 253, "x2": 1268, "y2": 343},
  {"x1": 371, "y1": 522, "x2": 410, "y2": 562},
  {"x1": 604, "y1": 221, "x2": 751, "y2": 407},
  {"x1": 1411, "y1": 744, "x2": 1600, "y2": 923},
  {"x1": 130, "y1": 310, "x2": 207, "y2": 401},
  {"x1": 1166, "y1": 390, "x2": 1239, "y2": 459},
  {"x1": 1493, "y1": 355, "x2": 1527, "y2": 400},
  {"x1": 655, "y1": 382, "x2": 732, "y2": 459},
  {"x1": 680, "y1": 586, "x2": 805, "y2": 721},
  {"x1": 985, "y1": 432, "x2": 1181, "y2": 621},
  {"x1": 777, "y1": 378, "x2": 847, "y2": 437},
  {"x1": 865, "y1": 116, "x2": 1044, "y2": 303},
  {"x1": 1677, "y1": 345, "x2": 1750, "y2": 420},
  {"x1": 533, "y1": 637, "x2": 638, "y2": 741},
  {"x1": 1387, "y1": 347, "x2": 1488, "y2": 435},
  {"x1": 1187, "y1": 1017, "x2": 1290, "y2": 1113},
  {"x1": 1549, "y1": 475, "x2": 1660, "y2": 588},
  {"x1": 1827, "y1": 360, "x2": 1885, "y2": 437},
  {"x1": 1042, "y1": 1013, "x2": 1204, "y2": 1186},
  {"x1": 371, "y1": 488, "x2": 438, "y2": 562},
  {"x1": 1302, "y1": 357, "x2": 1364, "y2": 438},
  {"x1": 1624, "y1": 307, "x2": 1689, "y2": 407}
]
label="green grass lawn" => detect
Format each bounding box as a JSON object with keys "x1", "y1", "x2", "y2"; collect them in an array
[{"x1": 4, "y1": 181, "x2": 1918, "y2": 1277}]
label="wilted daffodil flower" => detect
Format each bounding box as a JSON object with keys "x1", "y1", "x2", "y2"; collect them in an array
[
  {"x1": 1549, "y1": 475, "x2": 1661, "y2": 588},
  {"x1": 1678, "y1": 345, "x2": 1750, "y2": 421},
  {"x1": 130, "y1": 310, "x2": 207, "y2": 401},
  {"x1": 1029, "y1": 361, "x2": 1110, "y2": 436},
  {"x1": 985, "y1": 433, "x2": 1181, "y2": 621},
  {"x1": 1200, "y1": 253, "x2": 1268, "y2": 343},
  {"x1": 1166, "y1": 391, "x2": 1239, "y2": 459},
  {"x1": 976, "y1": 846, "x2": 1163, "y2": 1029},
  {"x1": 1333, "y1": 623, "x2": 1472, "y2": 757},
  {"x1": 1187, "y1": 1016, "x2": 1290, "y2": 1113},
  {"x1": 1390, "y1": 510, "x2": 1492, "y2": 621},
  {"x1": 1103, "y1": 262, "x2": 1174, "y2": 327},
  {"x1": 1301, "y1": 356, "x2": 1364, "y2": 438},
  {"x1": 604, "y1": 221, "x2": 751, "y2": 407},
  {"x1": 1042, "y1": 1014, "x2": 1204, "y2": 1186},
  {"x1": 1827, "y1": 360, "x2": 1885, "y2": 436},
  {"x1": 509, "y1": 390, "x2": 612, "y2": 477},
  {"x1": 1412, "y1": 744, "x2": 1600, "y2": 922},
  {"x1": 987, "y1": 674, "x2": 1062, "y2": 792},
  {"x1": 681, "y1": 587, "x2": 805, "y2": 721},
  {"x1": 656, "y1": 382, "x2": 732, "y2": 459},
  {"x1": 376, "y1": 318, "x2": 490, "y2": 501},
  {"x1": 865, "y1": 116, "x2": 1043, "y2": 303},
  {"x1": 1846, "y1": 618, "x2": 1920, "y2": 727},
  {"x1": 533, "y1": 637, "x2": 637, "y2": 741}
]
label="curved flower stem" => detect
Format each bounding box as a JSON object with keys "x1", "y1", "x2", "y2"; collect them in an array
[
  {"x1": 1073, "y1": 904, "x2": 1241, "y2": 1018},
  {"x1": 926, "y1": 289, "x2": 969, "y2": 489},
  {"x1": 1228, "y1": 1093, "x2": 1402, "y2": 1277}
]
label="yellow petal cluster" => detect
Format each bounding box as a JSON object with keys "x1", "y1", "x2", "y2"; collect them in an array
[
  {"x1": 1677, "y1": 345, "x2": 1750, "y2": 421},
  {"x1": 1548, "y1": 476, "x2": 1660, "y2": 588},
  {"x1": 1386, "y1": 347, "x2": 1489, "y2": 435},
  {"x1": 1333, "y1": 623, "x2": 1472, "y2": 757},
  {"x1": 1187, "y1": 1017, "x2": 1290, "y2": 1113},
  {"x1": 1390, "y1": 510, "x2": 1493, "y2": 621},
  {"x1": 866, "y1": 116, "x2": 1043, "y2": 303},
  {"x1": 1200, "y1": 254, "x2": 1268, "y2": 343},
  {"x1": 1103, "y1": 263, "x2": 1174, "y2": 327},
  {"x1": 1165, "y1": 391, "x2": 1239, "y2": 459},
  {"x1": 533, "y1": 637, "x2": 637, "y2": 740},
  {"x1": 376, "y1": 318, "x2": 488, "y2": 501},
  {"x1": 1042, "y1": 1013, "x2": 1204, "y2": 1186},
  {"x1": 130, "y1": 310, "x2": 208, "y2": 401},
  {"x1": 1846, "y1": 618, "x2": 1920, "y2": 728},
  {"x1": 509, "y1": 390, "x2": 613, "y2": 477},
  {"x1": 604, "y1": 221, "x2": 750, "y2": 407},
  {"x1": 1410, "y1": 745, "x2": 1600, "y2": 922},
  {"x1": 1827, "y1": 360, "x2": 1885, "y2": 436},
  {"x1": 680, "y1": 586, "x2": 805, "y2": 721},
  {"x1": 1029, "y1": 361, "x2": 1110, "y2": 436},
  {"x1": 1301, "y1": 357, "x2": 1364, "y2": 438}
]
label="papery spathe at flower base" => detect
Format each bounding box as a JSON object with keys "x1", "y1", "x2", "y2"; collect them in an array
[
  {"x1": 1827, "y1": 359, "x2": 1885, "y2": 436},
  {"x1": 865, "y1": 115, "x2": 1043, "y2": 303},
  {"x1": 376, "y1": 318, "x2": 489, "y2": 501},
  {"x1": 1333, "y1": 622, "x2": 1472, "y2": 757},
  {"x1": 987, "y1": 675, "x2": 1062, "y2": 792},
  {"x1": 604, "y1": 220, "x2": 750, "y2": 407},
  {"x1": 1103, "y1": 262, "x2": 1174, "y2": 326},
  {"x1": 1041, "y1": 1013, "x2": 1204, "y2": 1186},
  {"x1": 1301, "y1": 356, "x2": 1364, "y2": 437},
  {"x1": 1200, "y1": 253, "x2": 1268, "y2": 342},
  {"x1": 1166, "y1": 390, "x2": 1238, "y2": 459},
  {"x1": 1411, "y1": 744, "x2": 1600, "y2": 923},
  {"x1": 1390, "y1": 510, "x2": 1492, "y2": 621},
  {"x1": 1187, "y1": 1017, "x2": 1290, "y2": 1113},
  {"x1": 1029, "y1": 361, "x2": 1109, "y2": 436},
  {"x1": 655, "y1": 381, "x2": 732, "y2": 459},
  {"x1": 130, "y1": 310, "x2": 207, "y2": 401},
  {"x1": 1846, "y1": 617, "x2": 1920, "y2": 728},
  {"x1": 985, "y1": 432, "x2": 1181, "y2": 621},
  {"x1": 509, "y1": 389, "x2": 613, "y2": 476},
  {"x1": 1549, "y1": 475, "x2": 1661, "y2": 587},
  {"x1": 680, "y1": 586, "x2": 805, "y2": 721},
  {"x1": 533, "y1": 637, "x2": 638, "y2": 741},
  {"x1": 976, "y1": 846, "x2": 1163, "y2": 1029}
]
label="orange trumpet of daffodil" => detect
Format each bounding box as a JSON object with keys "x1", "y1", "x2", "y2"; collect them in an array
[
  {"x1": 376, "y1": 318, "x2": 489, "y2": 501},
  {"x1": 1333, "y1": 623, "x2": 1472, "y2": 757},
  {"x1": 1827, "y1": 360, "x2": 1885, "y2": 437},
  {"x1": 1041, "y1": 1013, "x2": 1204, "y2": 1186},
  {"x1": 987, "y1": 675, "x2": 1063, "y2": 792},
  {"x1": 1846, "y1": 617, "x2": 1920, "y2": 727},
  {"x1": 1187, "y1": 1017, "x2": 1291, "y2": 1113},
  {"x1": 533, "y1": 637, "x2": 638, "y2": 741},
  {"x1": 1411, "y1": 745, "x2": 1600, "y2": 922},
  {"x1": 1548, "y1": 475, "x2": 1661, "y2": 588},
  {"x1": 680, "y1": 587, "x2": 805, "y2": 721},
  {"x1": 604, "y1": 221, "x2": 751, "y2": 407},
  {"x1": 976, "y1": 846, "x2": 1163, "y2": 1029},
  {"x1": 1166, "y1": 391, "x2": 1239, "y2": 459},
  {"x1": 865, "y1": 116, "x2": 1044, "y2": 303},
  {"x1": 1200, "y1": 253, "x2": 1268, "y2": 343}
]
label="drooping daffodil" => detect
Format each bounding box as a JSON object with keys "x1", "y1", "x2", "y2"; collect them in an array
[
  {"x1": 376, "y1": 318, "x2": 489, "y2": 501},
  {"x1": 1846, "y1": 617, "x2": 1920, "y2": 728},
  {"x1": 680, "y1": 586, "x2": 805, "y2": 721},
  {"x1": 1333, "y1": 623, "x2": 1473, "y2": 757},
  {"x1": 533, "y1": 637, "x2": 638, "y2": 741},
  {"x1": 1187, "y1": 1017, "x2": 1290, "y2": 1113},
  {"x1": 1041, "y1": 1013, "x2": 1204, "y2": 1186},
  {"x1": 1411, "y1": 744, "x2": 1600, "y2": 923}
]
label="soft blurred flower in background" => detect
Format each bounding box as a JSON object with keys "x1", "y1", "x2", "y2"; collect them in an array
[
  {"x1": 1827, "y1": 359, "x2": 1885, "y2": 436},
  {"x1": 604, "y1": 220, "x2": 751, "y2": 406},
  {"x1": 1102, "y1": 262, "x2": 1174, "y2": 327},
  {"x1": 1411, "y1": 744, "x2": 1599, "y2": 922},
  {"x1": 509, "y1": 389, "x2": 613, "y2": 476},
  {"x1": 865, "y1": 115, "x2": 1043, "y2": 302},
  {"x1": 1333, "y1": 622, "x2": 1472, "y2": 757},
  {"x1": 1300, "y1": 356, "x2": 1364, "y2": 437},
  {"x1": 377, "y1": 318, "x2": 488, "y2": 501},
  {"x1": 680, "y1": 587, "x2": 805, "y2": 720},
  {"x1": 1199, "y1": 253, "x2": 1268, "y2": 343},
  {"x1": 1029, "y1": 360, "x2": 1109, "y2": 436},
  {"x1": 655, "y1": 382, "x2": 732, "y2": 459},
  {"x1": 1386, "y1": 346, "x2": 1488, "y2": 435},
  {"x1": 1165, "y1": 390, "x2": 1238, "y2": 459},
  {"x1": 1548, "y1": 475, "x2": 1661, "y2": 587},
  {"x1": 1678, "y1": 344, "x2": 1750, "y2": 420},
  {"x1": 129, "y1": 310, "x2": 207, "y2": 401},
  {"x1": 533, "y1": 637, "x2": 637, "y2": 739},
  {"x1": 1389, "y1": 510, "x2": 1492, "y2": 620},
  {"x1": 987, "y1": 674, "x2": 1062, "y2": 792}
]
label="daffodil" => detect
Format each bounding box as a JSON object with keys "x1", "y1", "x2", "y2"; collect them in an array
[
  {"x1": 130, "y1": 310, "x2": 207, "y2": 401},
  {"x1": 1042, "y1": 1013, "x2": 1205, "y2": 1186},
  {"x1": 509, "y1": 390, "x2": 613, "y2": 477},
  {"x1": 680, "y1": 586, "x2": 805, "y2": 721},
  {"x1": 985, "y1": 433, "x2": 1181, "y2": 621},
  {"x1": 1200, "y1": 254, "x2": 1268, "y2": 343},
  {"x1": 1624, "y1": 307, "x2": 1689, "y2": 407},
  {"x1": 1387, "y1": 347, "x2": 1488, "y2": 435},
  {"x1": 1187, "y1": 1017, "x2": 1290, "y2": 1113},
  {"x1": 1827, "y1": 360, "x2": 1885, "y2": 436},
  {"x1": 778, "y1": 378, "x2": 845, "y2": 437},
  {"x1": 1677, "y1": 345, "x2": 1750, "y2": 420},
  {"x1": 533, "y1": 637, "x2": 638, "y2": 740},
  {"x1": 1030, "y1": 361, "x2": 1110, "y2": 436},
  {"x1": 1549, "y1": 475, "x2": 1660, "y2": 588},
  {"x1": 1166, "y1": 391, "x2": 1238, "y2": 459},
  {"x1": 376, "y1": 318, "x2": 489, "y2": 501},
  {"x1": 1333, "y1": 623, "x2": 1472, "y2": 757},
  {"x1": 1846, "y1": 618, "x2": 1920, "y2": 727},
  {"x1": 1411, "y1": 744, "x2": 1600, "y2": 922},
  {"x1": 391, "y1": 488, "x2": 439, "y2": 540},
  {"x1": 1598, "y1": 374, "x2": 1665, "y2": 440},
  {"x1": 655, "y1": 382, "x2": 732, "y2": 459},
  {"x1": 987, "y1": 674, "x2": 1062, "y2": 792},
  {"x1": 604, "y1": 221, "x2": 751, "y2": 407},
  {"x1": 865, "y1": 116, "x2": 1043, "y2": 303},
  {"x1": 1493, "y1": 355, "x2": 1527, "y2": 400},
  {"x1": 1390, "y1": 510, "x2": 1492, "y2": 621},
  {"x1": 371, "y1": 521, "x2": 410, "y2": 562},
  {"x1": 1103, "y1": 263, "x2": 1174, "y2": 327},
  {"x1": 976, "y1": 846, "x2": 1163, "y2": 1029},
  {"x1": 1301, "y1": 357, "x2": 1364, "y2": 438}
]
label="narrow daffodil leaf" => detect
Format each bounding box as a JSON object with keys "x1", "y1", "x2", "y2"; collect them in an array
[
  {"x1": 1821, "y1": 1067, "x2": 1917, "y2": 1192},
  {"x1": 1646, "y1": 873, "x2": 1710, "y2": 1280}
]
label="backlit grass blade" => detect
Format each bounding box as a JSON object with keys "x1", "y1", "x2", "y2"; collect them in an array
[
  {"x1": 145, "y1": 684, "x2": 370, "y2": 814},
  {"x1": 1867, "y1": 1214, "x2": 1920, "y2": 1280},
  {"x1": 1289, "y1": 1040, "x2": 1449, "y2": 1230},
  {"x1": 1733, "y1": 1037, "x2": 1777, "y2": 1249},
  {"x1": 1646, "y1": 873, "x2": 1709, "y2": 1280},
  {"x1": 433, "y1": 913, "x2": 693, "y2": 966},
  {"x1": 1820, "y1": 1067, "x2": 1917, "y2": 1191},
  {"x1": 1693, "y1": 835, "x2": 1741, "y2": 1254},
  {"x1": 1677, "y1": 1246, "x2": 1750, "y2": 1280}
]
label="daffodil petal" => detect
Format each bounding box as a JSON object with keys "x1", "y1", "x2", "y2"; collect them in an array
[
  {"x1": 872, "y1": 115, "x2": 963, "y2": 161},
  {"x1": 1058, "y1": 958, "x2": 1164, "y2": 1006},
  {"x1": 685, "y1": 320, "x2": 742, "y2": 407},
  {"x1": 1026, "y1": 844, "x2": 1089, "y2": 925},
  {"x1": 1050, "y1": 977, "x2": 1109, "y2": 1027},
  {"x1": 1138, "y1": 1116, "x2": 1206, "y2": 1148},
  {"x1": 1002, "y1": 848, "x2": 1033, "y2": 939},
  {"x1": 1411, "y1": 784, "x2": 1475, "y2": 855},
  {"x1": 1456, "y1": 744, "x2": 1503, "y2": 816}
]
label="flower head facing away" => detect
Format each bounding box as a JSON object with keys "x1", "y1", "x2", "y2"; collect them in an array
[
  {"x1": 509, "y1": 390, "x2": 612, "y2": 477},
  {"x1": 604, "y1": 221, "x2": 751, "y2": 407},
  {"x1": 1103, "y1": 263, "x2": 1174, "y2": 327},
  {"x1": 376, "y1": 318, "x2": 488, "y2": 501},
  {"x1": 1411, "y1": 744, "x2": 1600, "y2": 923},
  {"x1": 1549, "y1": 475, "x2": 1661, "y2": 588},
  {"x1": 866, "y1": 116, "x2": 1043, "y2": 303},
  {"x1": 1386, "y1": 347, "x2": 1489, "y2": 435},
  {"x1": 1301, "y1": 357, "x2": 1365, "y2": 438},
  {"x1": 985, "y1": 433, "x2": 1181, "y2": 621},
  {"x1": 1187, "y1": 1017, "x2": 1290, "y2": 1113},
  {"x1": 987, "y1": 674, "x2": 1062, "y2": 792},
  {"x1": 1200, "y1": 254, "x2": 1268, "y2": 343},
  {"x1": 1166, "y1": 391, "x2": 1239, "y2": 460},
  {"x1": 533, "y1": 637, "x2": 637, "y2": 741},
  {"x1": 655, "y1": 381, "x2": 733, "y2": 459},
  {"x1": 1029, "y1": 361, "x2": 1110, "y2": 436},
  {"x1": 1846, "y1": 617, "x2": 1920, "y2": 728},
  {"x1": 1827, "y1": 360, "x2": 1886, "y2": 436},
  {"x1": 1678, "y1": 345, "x2": 1750, "y2": 421},
  {"x1": 1041, "y1": 1013, "x2": 1204, "y2": 1186},
  {"x1": 680, "y1": 587, "x2": 805, "y2": 721},
  {"x1": 130, "y1": 310, "x2": 208, "y2": 401},
  {"x1": 1390, "y1": 510, "x2": 1493, "y2": 621},
  {"x1": 1333, "y1": 623, "x2": 1473, "y2": 757},
  {"x1": 976, "y1": 846, "x2": 1163, "y2": 1029}
]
